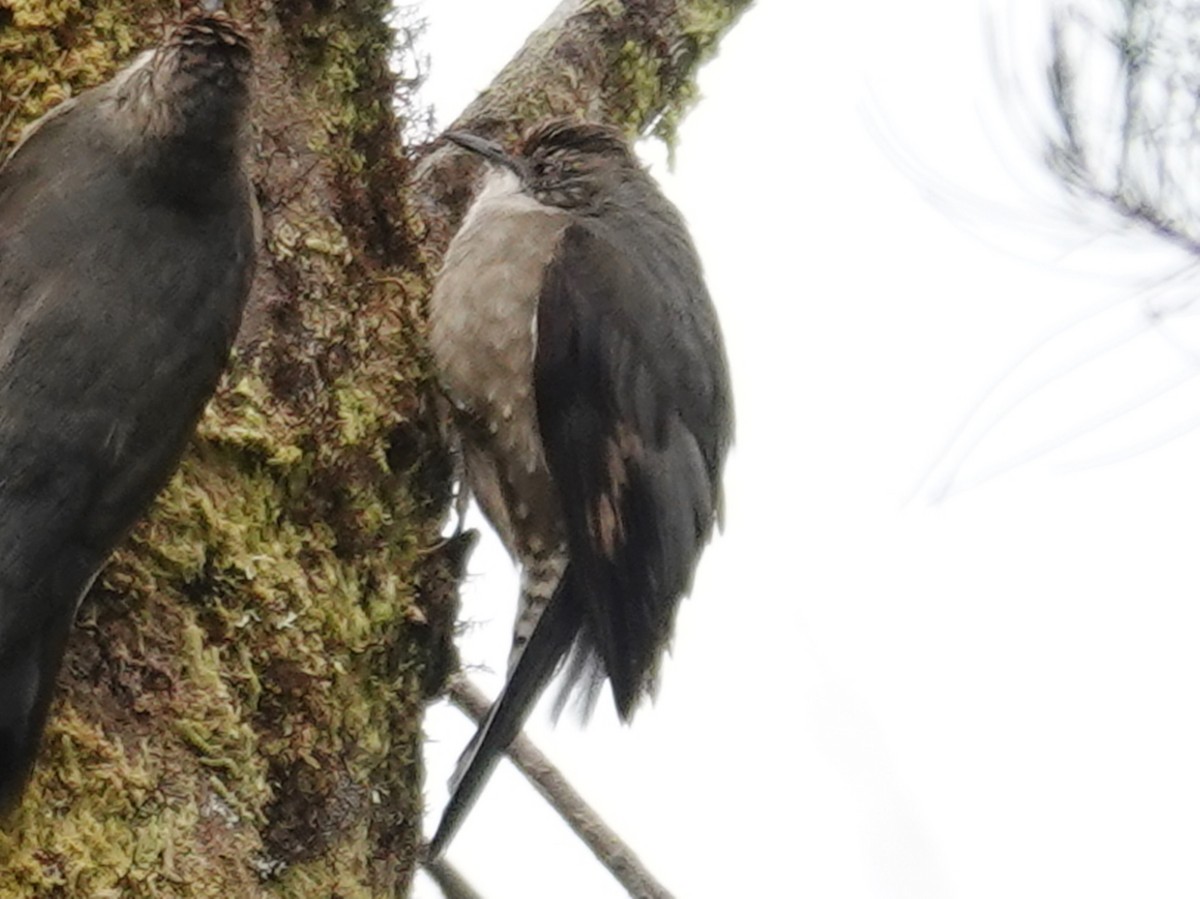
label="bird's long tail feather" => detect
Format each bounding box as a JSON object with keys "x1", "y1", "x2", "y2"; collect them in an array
[{"x1": 427, "y1": 566, "x2": 582, "y2": 860}]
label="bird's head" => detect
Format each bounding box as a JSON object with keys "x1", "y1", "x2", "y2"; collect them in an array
[
  {"x1": 110, "y1": 5, "x2": 253, "y2": 150},
  {"x1": 446, "y1": 118, "x2": 639, "y2": 212}
]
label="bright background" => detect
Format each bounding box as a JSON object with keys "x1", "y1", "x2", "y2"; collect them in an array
[{"x1": 413, "y1": 1, "x2": 1200, "y2": 897}]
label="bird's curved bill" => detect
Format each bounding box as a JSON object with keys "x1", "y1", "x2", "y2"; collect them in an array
[{"x1": 445, "y1": 131, "x2": 523, "y2": 175}]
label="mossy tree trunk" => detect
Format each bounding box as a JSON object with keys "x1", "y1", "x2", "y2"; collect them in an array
[{"x1": 0, "y1": 0, "x2": 750, "y2": 895}]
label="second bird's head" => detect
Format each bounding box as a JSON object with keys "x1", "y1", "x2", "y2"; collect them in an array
[
  {"x1": 446, "y1": 118, "x2": 640, "y2": 212},
  {"x1": 109, "y1": 5, "x2": 252, "y2": 150}
]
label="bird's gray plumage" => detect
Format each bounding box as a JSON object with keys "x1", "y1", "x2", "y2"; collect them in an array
[
  {"x1": 0, "y1": 9, "x2": 256, "y2": 811},
  {"x1": 428, "y1": 119, "x2": 732, "y2": 858}
]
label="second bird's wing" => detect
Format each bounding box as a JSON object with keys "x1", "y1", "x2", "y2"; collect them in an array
[{"x1": 532, "y1": 211, "x2": 732, "y2": 717}]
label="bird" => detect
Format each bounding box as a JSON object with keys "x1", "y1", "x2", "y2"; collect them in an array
[
  {"x1": 427, "y1": 117, "x2": 733, "y2": 857},
  {"x1": 0, "y1": 6, "x2": 257, "y2": 811}
]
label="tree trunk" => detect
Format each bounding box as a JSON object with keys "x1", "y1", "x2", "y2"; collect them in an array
[{"x1": 0, "y1": 0, "x2": 751, "y2": 895}]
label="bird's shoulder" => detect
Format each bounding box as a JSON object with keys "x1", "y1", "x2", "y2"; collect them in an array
[
  {"x1": 0, "y1": 91, "x2": 255, "y2": 420},
  {"x1": 538, "y1": 204, "x2": 732, "y2": 448}
]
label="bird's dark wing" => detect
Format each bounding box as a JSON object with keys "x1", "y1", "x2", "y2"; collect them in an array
[
  {"x1": 0, "y1": 94, "x2": 123, "y2": 638},
  {"x1": 0, "y1": 96, "x2": 86, "y2": 326},
  {"x1": 533, "y1": 210, "x2": 732, "y2": 718}
]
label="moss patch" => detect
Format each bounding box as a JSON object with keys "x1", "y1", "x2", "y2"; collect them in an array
[{"x1": 0, "y1": 0, "x2": 166, "y2": 150}]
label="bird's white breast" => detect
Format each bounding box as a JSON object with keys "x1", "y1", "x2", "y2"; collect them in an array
[
  {"x1": 429, "y1": 168, "x2": 573, "y2": 556},
  {"x1": 429, "y1": 169, "x2": 568, "y2": 464}
]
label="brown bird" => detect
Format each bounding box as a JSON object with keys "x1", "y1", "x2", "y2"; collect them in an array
[
  {"x1": 0, "y1": 7, "x2": 256, "y2": 810},
  {"x1": 428, "y1": 119, "x2": 733, "y2": 857}
]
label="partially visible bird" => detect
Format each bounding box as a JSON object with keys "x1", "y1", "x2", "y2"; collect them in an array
[
  {"x1": 427, "y1": 118, "x2": 733, "y2": 857},
  {"x1": 0, "y1": 7, "x2": 257, "y2": 811}
]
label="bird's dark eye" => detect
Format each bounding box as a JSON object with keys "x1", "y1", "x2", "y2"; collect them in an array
[{"x1": 533, "y1": 158, "x2": 561, "y2": 181}]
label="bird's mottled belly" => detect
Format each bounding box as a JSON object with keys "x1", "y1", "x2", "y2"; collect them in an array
[{"x1": 429, "y1": 177, "x2": 569, "y2": 555}]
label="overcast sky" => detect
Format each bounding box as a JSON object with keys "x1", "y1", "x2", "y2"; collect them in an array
[{"x1": 414, "y1": 2, "x2": 1200, "y2": 897}]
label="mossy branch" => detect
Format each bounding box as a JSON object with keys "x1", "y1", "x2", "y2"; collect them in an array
[{"x1": 416, "y1": 0, "x2": 754, "y2": 240}]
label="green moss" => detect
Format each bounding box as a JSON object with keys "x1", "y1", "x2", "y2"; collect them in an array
[
  {"x1": 0, "y1": 0, "x2": 163, "y2": 151},
  {"x1": 609, "y1": 0, "x2": 754, "y2": 152},
  {"x1": 655, "y1": 0, "x2": 753, "y2": 146},
  {"x1": 615, "y1": 38, "x2": 666, "y2": 134},
  {"x1": 680, "y1": 0, "x2": 750, "y2": 55}
]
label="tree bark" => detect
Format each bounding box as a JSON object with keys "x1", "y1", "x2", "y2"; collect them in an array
[{"x1": 0, "y1": 0, "x2": 751, "y2": 895}]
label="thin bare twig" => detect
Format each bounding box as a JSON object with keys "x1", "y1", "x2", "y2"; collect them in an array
[
  {"x1": 423, "y1": 853, "x2": 486, "y2": 899},
  {"x1": 447, "y1": 677, "x2": 676, "y2": 899}
]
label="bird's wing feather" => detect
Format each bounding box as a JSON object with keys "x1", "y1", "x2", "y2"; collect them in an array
[
  {"x1": 0, "y1": 97, "x2": 87, "y2": 326},
  {"x1": 0, "y1": 95, "x2": 80, "y2": 175},
  {"x1": 533, "y1": 210, "x2": 732, "y2": 718}
]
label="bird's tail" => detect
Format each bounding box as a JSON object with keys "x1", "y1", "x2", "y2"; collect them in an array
[
  {"x1": 427, "y1": 565, "x2": 582, "y2": 860},
  {"x1": 0, "y1": 611, "x2": 73, "y2": 813},
  {"x1": 507, "y1": 551, "x2": 567, "y2": 672}
]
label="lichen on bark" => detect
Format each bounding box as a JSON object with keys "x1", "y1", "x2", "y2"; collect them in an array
[{"x1": 0, "y1": 0, "x2": 751, "y2": 894}]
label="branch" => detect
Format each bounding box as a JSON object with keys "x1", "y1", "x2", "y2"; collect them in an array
[
  {"x1": 415, "y1": 0, "x2": 755, "y2": 241},
  {"x1": 1044, "y1": 0, "x2": 1200, "y2": 255},
  {"x1": 446, "y1": 678, "x2": 676, "y2": 899},
  {"x1": 423, "y1": 854, "x2": 486, "y2": 899}
]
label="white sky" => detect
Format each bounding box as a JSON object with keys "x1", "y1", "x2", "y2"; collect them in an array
[{"x1": 415, "y1": 2, "x2": 1200, "y2": 897}]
